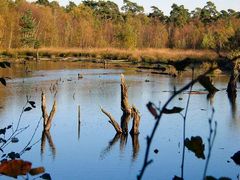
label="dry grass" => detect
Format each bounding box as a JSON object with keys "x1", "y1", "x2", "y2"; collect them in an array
[{"x1": 0, "y1": 47, "x2": 219, "y2": 62}]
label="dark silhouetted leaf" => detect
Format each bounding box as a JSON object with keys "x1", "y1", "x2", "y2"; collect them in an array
[
  {"x1": 0, "y1": 128, "x2": 6, "y2": 135},
  {"x1": 154, "y1": 149, "x2": 159, "y2": 154},
  {"x1": 25, "y1": 147, "x2": 31, "y2": 151},
  {"x1": 162, "y1": 106, "x2": 184, "y2": 114},
  {"x1": 24, "y1": 107, "x2": 32, "y2": 112},
  {"x1": 231, "y1": 151, "x2": 240, "y2": 165},
  {"x1": 173, "y1": 176, "x2": 183, "y2": 180},
  {"x1": 29, "y1": 167, "x2": 45, "y2": 176},
  {"x1": 205, "y1": 176, "x2": 217, "y2": 180},
  {"x1": 146, "y1": 102, "x2": 158, "y2": 118},
  {"x1": 28, "y1": 101, "x2": 36, "y2": 108},
  {"x1": 8, "y1": 152, "x2": 20, "y2": 160},
  {"x1": 7, "y1": 125, "x2": 12, "y2": 129},
  {"x1": 205, "y1": 177, "x2": 231, "y2": 180},
  {"x1": 11, "y1": 137, "x2": 19, "y2": 143},
  {"x1": 40, "y1": 173, "x2": 51, "y2": 180},
  {"x1": 0, "y1": 78, "x2": 6, "y2": 86},
  {"x1": 0, "y1": 159, "x2": 32, "y2": 178},
  {"x1": 185, "y1": 136, "x2": 205, "y2": 159},
  {"x1": 0, "y1": 149, "x2": 3, "y2": 153},
  {"x1": 0, "y1": 138, "x2": 7, "y2": 143},
  {"x1": 1, "y1": 154, "x2": 6, "y2": 158}
]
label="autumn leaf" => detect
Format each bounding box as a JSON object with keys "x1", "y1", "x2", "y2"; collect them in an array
[
  {"x1": 29, "y1": 167, "x2": 45, "y2": 176},
  {"x1": 0, "y1": 159, "x2": 32, "y2": 178}
]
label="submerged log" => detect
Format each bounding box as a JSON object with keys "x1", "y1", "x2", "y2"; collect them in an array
[
  {"x1": 101, "y1": 107, "x2": 122, "y2": 134},
  {"x1": 130, "y1": 106, "x2": 140, "y2": 135},
  {"x1": 41, "y1": 92, "x2": 57, "y2": 131}
]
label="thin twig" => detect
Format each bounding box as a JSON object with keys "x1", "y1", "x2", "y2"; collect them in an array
[
  {"x1": 19, "y1": 117, "x2": 42, "y2": 155},
  {"x1": 203, "y1": 109, "x2": 217, "y2": 179},
  {"x1": 181, "y1": 68, "x2": 194, "y2": 179}
]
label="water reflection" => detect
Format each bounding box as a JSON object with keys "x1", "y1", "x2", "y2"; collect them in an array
[
  {"x1": 131, "y1": 134, "x2": 140, "y2": 161},
  {"x1": 207, "y1": 92, "x2": 216, "y2": 105},
  {"x1": 100, "y1": 133, "x2": 140, "y2": 162},
  {"x1": 227, "y1": 91, "x2": 237, "y2": 120},
  {"x1": 41, "y1": 131, "x2": 56, "y2": 159}
]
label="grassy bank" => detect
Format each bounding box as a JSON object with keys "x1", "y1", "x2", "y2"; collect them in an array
[{"x1": 0, "y1": 48, "x2": 219, "y2": 63}]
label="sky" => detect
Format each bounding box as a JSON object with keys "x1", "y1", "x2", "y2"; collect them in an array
[{"x1": 55, "y1": 0, "x2": 240, "y2": 15}]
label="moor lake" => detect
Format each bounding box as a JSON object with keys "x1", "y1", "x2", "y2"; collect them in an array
[{"x1": 0, "y1": 61, "x2": 240, "y2": 180}]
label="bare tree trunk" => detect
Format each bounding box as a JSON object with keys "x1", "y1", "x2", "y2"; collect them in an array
[{"x1": 41, "y1": 92, "x2": 57, "y2": 131}]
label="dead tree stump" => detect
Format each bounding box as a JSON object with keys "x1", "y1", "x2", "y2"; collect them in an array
[
  {"x1": 101, "y1": 74, "x2": 140, "y2": 135},
  {"x1": 130, "y1": 106, "x2": 140, "y2": 135},
  {"x1": 41, "y1": 92, "x2": 57, "y2": 131},
  {"x1": 120, "y1": 74, "x2": 132, "y2": 134}
]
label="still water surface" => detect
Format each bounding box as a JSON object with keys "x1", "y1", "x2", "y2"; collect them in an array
[{"x1": 0, "y1": 61, "x2": 240, "y2": 179}]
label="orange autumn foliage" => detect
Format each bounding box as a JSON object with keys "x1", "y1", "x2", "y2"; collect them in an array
[{"x1": 0, "y1": 159, "x2": 32, "y2": 178}]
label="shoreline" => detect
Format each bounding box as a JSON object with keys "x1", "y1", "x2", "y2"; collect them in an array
[{"x1": 0, "y1": 48, "x2": 233, "y2": 76}]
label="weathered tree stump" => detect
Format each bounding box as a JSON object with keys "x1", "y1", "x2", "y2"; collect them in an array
[
  {"x1": 101, "y1": 74, "x2": 140, "y2": 135},
  {"x1": 41, "y1": 92, "x2": 57, "y2": 131},
  {"x1": 130, "y1": 106, "x2": 140, "y2": 135},
  {"x1": 120, "y1": 74, "x2": 132, "y2": 134}
]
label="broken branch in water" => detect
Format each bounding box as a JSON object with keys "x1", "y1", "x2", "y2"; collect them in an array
[
  {"x1": 41, "y1": 92, "x2": 57, "y2": 131},
  {"x1": 100, "y1": 107, "x2": 122, "y2": 134}
]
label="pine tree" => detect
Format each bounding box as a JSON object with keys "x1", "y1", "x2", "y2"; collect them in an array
[{"x1": 19, "y1": 10, "x2": 36, "y2": 48}]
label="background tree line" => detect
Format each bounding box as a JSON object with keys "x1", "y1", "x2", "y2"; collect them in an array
[{"x1": 0, "y1": 0, "x2": 240, "y2": 50}]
